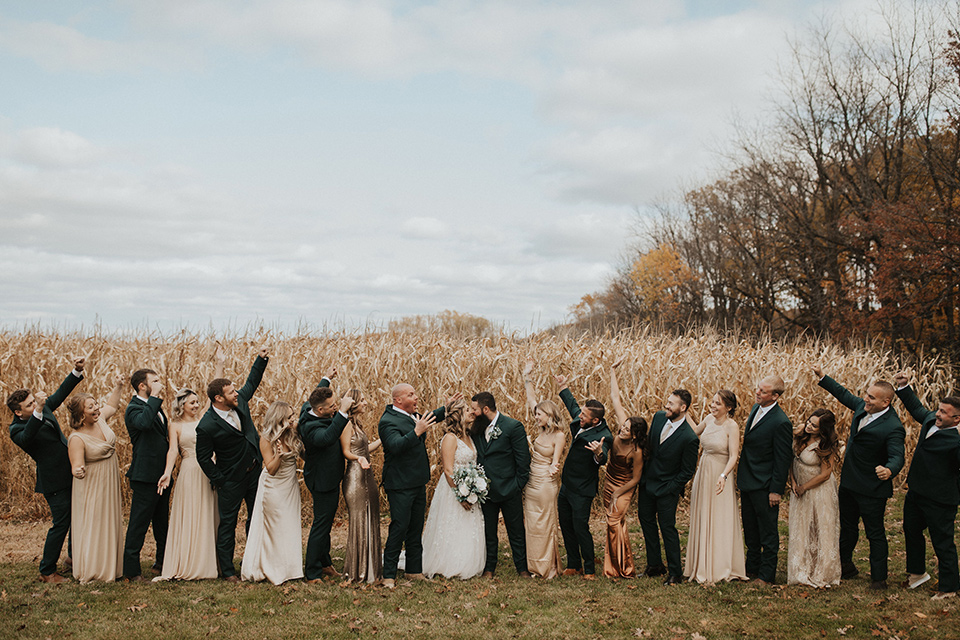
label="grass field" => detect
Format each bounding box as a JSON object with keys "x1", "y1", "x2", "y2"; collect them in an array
[{"x1": 1, "y1": 493, "x2": 956, "y2": 640}]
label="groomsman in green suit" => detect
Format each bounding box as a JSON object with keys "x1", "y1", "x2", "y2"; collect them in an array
[
  {"x1": 737, "y1": 375, "x2": 793, "y2": 585},
  {"x1": 122, "y1": 368, "x2": 170, "y2": 580},
  {"x1": 468, "y1": 391, "x2": 532, "y2": 578},
  {"x1": 378, "y1": 384, "x2": 459, "y2": 589},
  {"x1": 299, "y1": 367, "x2": 354, "y2": 582},
  {"x1": 637, "y1": 389, "x2": 699, "y2": 584},
  {"x1": 894, "y1": 371, "x2": 960, "y2": 600},
  {"x1": 196, "y1": 348, "x2": 270, "y2": 581},
  {"x1": 816, "y1": 367, "x2": 906, "y2": 590},
  {"x1": 554, "y1": 374, "x2": 612, "y2": 580},
  {"x1": 7, "y1": 356, "x2": 86, "y2": 584}
]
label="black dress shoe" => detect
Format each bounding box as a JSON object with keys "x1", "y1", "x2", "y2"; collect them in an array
[
  {"x1": 841, "y1": 563, "x2": 859, "y2": 580},
  {"x1": 663, "y1": 575, "x2": 681, "y2": 585},
  {"x1": 644, "y1": 565, "x2": 667, "y2": 577}
]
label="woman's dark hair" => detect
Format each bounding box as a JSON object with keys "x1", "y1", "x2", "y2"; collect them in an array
[
  {"x1": 717, "y1": 389, "x2": 737, "y2": 417},
  {"x1": 796, "y1": 408, "x2": 839, "y2": 459},
  {"x1": 624, "y1": 416, "x2": 649, "y2": 460}
]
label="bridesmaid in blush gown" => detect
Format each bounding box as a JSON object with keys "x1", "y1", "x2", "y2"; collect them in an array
[
  {"x1": 684, "y1": 389, "x2": 748, "y2": 584},
  {"x1": 339, "y1": 389, "x2": 384, "y2": 584},
  {"x1": 66, "y1": 375, "x2": 126, "y2": 583},
  {"x1": 522, "y1": 359, "x2": 567, "y2": 579},
  {"x1": 241, "y1": 401, "x2": 305, "y2": 585},
  {"x1": 788, "y1": 409, "x2": 841, "y2": 588},
  {"x1": 154, "y1": 387, "x2": 220, "y2": 581},
  {"x1": 603, "y1": 359, "x2": 647, "y2": 578}
]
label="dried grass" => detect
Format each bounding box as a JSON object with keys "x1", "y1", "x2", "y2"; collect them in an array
[{"x1": 1, "y1": 326, "x2": 951, "y2": 521}]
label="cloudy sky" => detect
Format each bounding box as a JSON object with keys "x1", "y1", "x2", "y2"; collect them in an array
[{"x1": 0, "y1": 0, "x2": 894, "y2": 333}]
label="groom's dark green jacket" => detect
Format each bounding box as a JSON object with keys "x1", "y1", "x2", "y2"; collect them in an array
[
  {"x1": 299, "y1": 378, "x2": 349, "y2": 493},
  {"x1": 472, "y1": 414, "x2": 531, "y2": 502},
  {"x1": 558, "y1": 389, "x2": 612, "y2": 497}
]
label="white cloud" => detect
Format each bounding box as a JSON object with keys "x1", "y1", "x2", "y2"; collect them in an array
[{"x1": 401, "y1": 216, "x2": 449, "y2": 239}]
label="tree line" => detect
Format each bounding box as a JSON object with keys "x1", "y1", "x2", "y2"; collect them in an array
[{"x1": 573, "y1": 2, "x2": 960, "y2": 366}]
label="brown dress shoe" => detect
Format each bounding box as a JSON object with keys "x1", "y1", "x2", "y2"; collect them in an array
[
  {"x1": 321, "y1": 566, "x2": 340, "y2": 578},
  {"x1": 223, "y1": 575, "x2": 241, "y2": 583},
  {"x1": 582, "y1": 573, "x2": 596, "y2": 581},
  {"x1": 562, "y1": 568, "x2": 583, "y2": 577},
  {"x1": 482, "y1": 571, "x2": 495, "y2": 578},
  {"x1": 381, "y1": 578, "x2": 396, "y2": 589},
  {"x1": 39, "y1": 573, "x2": 68, "y2": 584},
  {"x1": 518, "y1": 571, "x2": 532, "y2": 578}
]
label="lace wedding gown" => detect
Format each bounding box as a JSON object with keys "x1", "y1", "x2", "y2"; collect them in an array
[
  {"x1": 787, "y1": 440, "x2": 841, "y2": 587},
  {"x1": 422, "y1": 437, "x2": 486, "y2": 579}
]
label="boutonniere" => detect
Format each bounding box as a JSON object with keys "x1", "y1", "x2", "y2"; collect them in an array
[{"x1": 489, "y1": 426, "x2": 502, "y2": 441}]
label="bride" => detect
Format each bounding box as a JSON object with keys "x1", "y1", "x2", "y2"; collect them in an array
[{"x1": 422, "y1": 399, "x2": 486, "y2": 579}]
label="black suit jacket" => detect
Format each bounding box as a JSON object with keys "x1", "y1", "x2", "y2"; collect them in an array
[
  {"x1": 643, "y1": 411, "x2": 699, "y2": 497},
  {"x1": 897, "y1": 385, "x2": 960, "y2": 506},
  {"x1": 472, "y1": 413, "x2": 531, "y2": 502},
  {"x1": 558, "y1": 389, "x2": 612, "y2": 498},
  {"x1": 378, "y1": 404, "x2": 446, "y2": 491},
  {"x1": 820, "y1": 375, "x2": 906, "y2": 498},
  {"x1": 298, "y1": 378, "x2": 350, "y2": 493},
  {"x1": 9, "y1": 371, "x2": 82, "y2": 494},
  {"x1": 196, "y1": 356, "x2": 268, "y2": 488},
  {"x1": 736, "y1": 403, "x2": 793, "y2": 495},
  {"x1": 123, "y1": 395, "x2": 169, "y2": 482}
]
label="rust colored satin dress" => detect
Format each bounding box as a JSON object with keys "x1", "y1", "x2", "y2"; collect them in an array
[{"x1": 603, "y1": 443, "x2": 639, "y2": 578}]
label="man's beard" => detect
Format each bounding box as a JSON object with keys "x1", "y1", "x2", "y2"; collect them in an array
[
  {"x1": 665, "y1": 409, "x2": 680, "y2": 421},
  {"x1": 471, "y1": 412, "x2": 491, "y2": 438}
]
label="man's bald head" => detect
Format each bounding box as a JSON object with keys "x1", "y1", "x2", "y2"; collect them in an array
[
  {"x1": 392, "y1": 383, "x2": 418, "y2": 413},
  {"x1": 864, "y1": 381, "x2": 895, "y2": 414}
]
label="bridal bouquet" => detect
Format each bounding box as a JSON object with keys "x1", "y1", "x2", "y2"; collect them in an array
[{"x1": 451, "y1": 462, "x2": 490, "y2": 505}]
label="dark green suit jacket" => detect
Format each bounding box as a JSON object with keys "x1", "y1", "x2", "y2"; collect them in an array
[
  {"x1": 736, "y1": 403, "x2": 793, "y2": 495},
  {"x1": 472, "y1": 414, "x2": 531, "y2": 502},
  {"x1": 558, "y1": 389, "x2": 612, "y2": 497},
  {"x1": 9, "y1": 371, "x2": 83, "y2": 494},
  {"x1": 643, "y1": 411, "x2": 699, "y2": 498},
  {"x1": 820, "y1": 375, "x2": 906, "y2": 498},
  {"x1": 897, "y1": 385, "x2": 960, "y2": 506},
  {"x1": 123, "y1": 394, "x2": 169, "y2": 483},
  {"x1": 378, "y1": 404, "x2": 446, "y2": 491},
  {"x1": 299, "y1": 378, "x2": 349, "y2": 493},
  {"x1": 196, "y1": 356, "x2": 268, "y2": 489}
]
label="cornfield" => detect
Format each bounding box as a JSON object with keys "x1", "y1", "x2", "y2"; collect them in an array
[{"x1": 1, "y1": 326, "x2": 953, "y2": 522}]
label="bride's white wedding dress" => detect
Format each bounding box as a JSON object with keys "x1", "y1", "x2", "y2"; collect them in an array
[{"x1": 422, "y1": 436, "x2": 486, "y2": 579}]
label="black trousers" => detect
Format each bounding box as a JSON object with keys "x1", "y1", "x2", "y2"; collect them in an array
[
  {"x1": 839, "y1": 486, "x2": 889, "y2": 582},
  {"x1": 481, "y1": 492, "x2": 527, "y2": 574},
  {"x1": 383, "y1": 486, "x2": 426, "y2": 579},
  {"x1": 215, "y1": 468, "x2": 260, "y2": 577},
  {"x1": 904, "y1": 490, "x2": 959, "y2": 592},
  {"x1": 558, "y1": 485, "x2": 596, "y2": 574},
  {"x1": 637, "y1": 488, "x2": 683, "y2": 578},
  {"x1": 304, "y1": 487, "x2": 341, "y2": 580},
  {"x1": 39, "y1": 488, "x2": 71, "y2": 576},
  {"x1": 740, "y1": 489, "x2": 780, "y2": 583},
  {"x1": 123, "y1": 479, "x2": 169, "y2": 577}
]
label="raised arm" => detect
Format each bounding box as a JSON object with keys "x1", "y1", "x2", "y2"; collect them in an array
[
  {"x1": 46, "y1": 356, "x2": 86, "y2": 412},
  {"x1": 101, "y1": 373, "x2": 125, "y2": 423},
  {"x1": 237, "y1": 348, "x2": 269, "y2": 402},
  {"x1": 893, "y1": 374, "x2": 935, "y2": 427},
  {"x1": 609, "y1": 357, "x2": 628, "y2": 429},
  {"x1": 522, "y1": 359, "x2": 538, "y2": 416},
  {"x1": 815, "y1": 367, "x2": 864, "y2": 412}
]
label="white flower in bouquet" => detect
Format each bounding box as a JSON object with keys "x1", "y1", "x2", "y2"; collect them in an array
[
  {"x1": 458, "y1": 483, "x2": 470, "y2": 497},
  {"x1": 476, "y1": 478, "x2": 487, "y2": 492},
  {"x1": 466, "y1": 493, "x2": 478, "y2": 504}
]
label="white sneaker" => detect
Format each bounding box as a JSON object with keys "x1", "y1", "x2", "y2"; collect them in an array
[{"x1": 906, "y1": 572, "x2": 931, "y2": 589}]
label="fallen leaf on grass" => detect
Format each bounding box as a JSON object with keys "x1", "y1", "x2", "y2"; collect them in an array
[
  {"x1": 914, "y1": 612, "x2": 927, "y2": 619},
  {"x1": 691, "y1": 633, "x2": 707, "y2": 640},
  {"x1": 127, "y1": 604, "x2": 146, "y2": 612},
  {"x1": 633, "y1": 630, "x2": 651, "y2": 638},
  {"x1": 478, "y1": 589, "x2": 489, "y2": 598},
  {"x1": 89, "y1": 590, "x2": 101, "y2": 595}
]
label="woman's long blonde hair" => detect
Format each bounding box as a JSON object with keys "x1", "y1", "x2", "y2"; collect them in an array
[
  {"x1": 260, "y1": 401, "x2": 303, "y2": 456},
  {"x1": 442, "y1": 397, "x2": 468, "y2": 439},
  {"x1": 535, "y1": 400, "x2": 564, "y2": 433}
]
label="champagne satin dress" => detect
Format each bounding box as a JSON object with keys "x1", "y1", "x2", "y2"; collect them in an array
[
  {"x1": 156, "y1": 421, "x2": 219, "y2": 581},
  {"x1": 602, "y1": 442, "x2": 639, "y2": 578},
  {"x1": 341, "y1": 425, "x2": 383, "y2": 583},
  {"x1": 523, "y1": 434, "x2": 563, "y2": 578},
  {"x1": 70, "y1": 419, "x2": 123, "y2": 583}
]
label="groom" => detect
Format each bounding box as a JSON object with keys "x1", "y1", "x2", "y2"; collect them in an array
[
  {"x1": 378, "y1": 383, "x2": 460, "y2": 589},
  {"x1": 469, "y1": 392, "x2": 531, "y2": 578}
]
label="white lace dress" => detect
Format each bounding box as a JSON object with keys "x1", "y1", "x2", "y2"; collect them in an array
[
  {"x1": 422, "y1": 437, "x2": 486, "y2": 579},
  {"x1": 787, "y1": 440, "x2": 841, "y2": 587}
]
